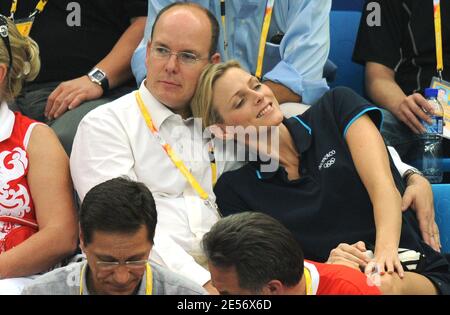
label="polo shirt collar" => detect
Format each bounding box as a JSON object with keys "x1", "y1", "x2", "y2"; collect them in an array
[
  {"x1": 138, "y1": 81, "x2": 194, "y2": 130},
  {"x1": 251, "y1": 116, "x2": 313, "y2": 180},
  {"x1": 251, "y1": 154, "x2": 279, "y2": 180},
  {"x1": 82, "y1": 262, "x2": 147, "y2": 295},
  {"x1": 0, "y1": 101, "x2": 15, "y2": 142},
  {"x1": 283, "y1": 116, "x2": 313, "y2": 154}
]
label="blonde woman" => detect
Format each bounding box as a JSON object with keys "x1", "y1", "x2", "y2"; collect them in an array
[
  {"x1": 0, "y1": 16, "x2": 77, "y2": 293},
  {"x1": 191, "y1": 61, "x2": 450, "y2": 294}
]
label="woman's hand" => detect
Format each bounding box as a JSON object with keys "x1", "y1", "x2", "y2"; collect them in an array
[{"x1": 368, "y1": 246, "x2": 404, "y2": 278}]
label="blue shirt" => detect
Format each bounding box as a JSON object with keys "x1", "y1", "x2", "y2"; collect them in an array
[{"x1": 131, "y1": 0, "x2": 331, "y2": 104}]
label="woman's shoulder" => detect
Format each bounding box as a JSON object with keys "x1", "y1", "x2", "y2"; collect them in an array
[{"x1": 215, "y1": 163, "x2": 257, "y2": 194}]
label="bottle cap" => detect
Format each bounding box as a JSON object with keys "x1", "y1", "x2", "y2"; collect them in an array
[{"x1": 424, "y1": 88, "x2": 438, "y2": 98}]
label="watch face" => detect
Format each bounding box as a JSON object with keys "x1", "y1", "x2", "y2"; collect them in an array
[{"x1": 92, "y1": 70, "x2": 105, "y2": 81}]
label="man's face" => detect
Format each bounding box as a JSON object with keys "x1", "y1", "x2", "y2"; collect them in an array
[
  {"x1": 209, "y1": 263, "x2": 257, "y2": 295},
  {"x1": 81, "y1": 226, "x2": 152, "y2": 295},
  {"x1": 145, "y1": 7, "x2": 219, "y2": 116}
]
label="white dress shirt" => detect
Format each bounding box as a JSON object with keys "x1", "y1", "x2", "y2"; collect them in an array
[{"x1": 71, "y1": 82, "x2": 239, "y2": 286}]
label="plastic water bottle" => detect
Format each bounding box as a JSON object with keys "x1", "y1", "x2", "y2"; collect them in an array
[{"x1": 420, "y1": 88, "x2": 444, "y2": 183}]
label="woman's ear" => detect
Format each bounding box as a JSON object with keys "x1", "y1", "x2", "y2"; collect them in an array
[
  {"x1": 209, "y1": 124, "x2": 234, "y2": 140},
  {"x1": 0, "y1": 63, "x2": 8, "y2": 86}
]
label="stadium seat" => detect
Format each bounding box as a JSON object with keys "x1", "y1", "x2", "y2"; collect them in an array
[
  {"x1": 331, "y1": 0, "x2": 365, "y2": 11},
  {"x1": 432, "y1": 184, "x2": 450, "y2": 253},
  {"x1": 329, "y1": 9, "x2": 365, "y2": 95}
]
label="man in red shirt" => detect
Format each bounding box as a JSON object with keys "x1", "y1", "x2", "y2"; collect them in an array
[{"x1": 203, "y1": 212, "x2": 380, "y2": 295}]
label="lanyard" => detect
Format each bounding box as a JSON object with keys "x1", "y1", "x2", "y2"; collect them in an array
[
  {"x1": 433, "y1": 0, "x2": 444, "y2": 80},
  {"x1": 255, "y1": 0, "x2": 275, "y2": 80},
  {"x1": 135, "y1": 91, "x2": 219, "y2": 211},
  {"x1": 303, "y1": 267, "x2": 313, "y2": 295},
  {"x1": 220, "y1": 0, "x2": 275, "y2": 79},
  {"x1": 79, "y1": 262, "x2": 153, "y2": 295},
  {"x1": 220, "y1": 0, "x2": 229, "y2": 60},
  {"x1": 10, "y1": 0, "x2": 48, "y2": 20}
]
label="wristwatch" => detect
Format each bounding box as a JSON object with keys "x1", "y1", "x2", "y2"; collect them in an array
[
  {"x1": 87, "y1": 67, "x2": 109, "y2": 93},
  {"x1": 403, "y1": 168, "x2": 424, "y2": 183}
]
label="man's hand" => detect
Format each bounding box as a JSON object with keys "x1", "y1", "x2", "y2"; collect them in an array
[
  {"x1": 203, "y1": 281, "x2": 219, "y2": 295},
  {"x1": 402, "y1": 173, "x2": 441, "y2": 252},
  {"x1": 393, "y1": 93, "x2": 434, "y2": 134},
  {"x1": 45, "y1": 76, "x2": 103, "y2": 120},
  {"x1": 326, "y1": 241, "x2": 370, "y2": 270}
]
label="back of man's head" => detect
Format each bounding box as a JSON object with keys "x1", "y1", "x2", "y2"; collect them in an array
[
  {"x1": 150, "y1": 2, "x2": 220, "y2": 57},
  {"x1": 80, "y1": 177, "x2": 157, "y2": 245},
  {"x1": 202, "y1": 212, "x2": 304, "y2": 292}
]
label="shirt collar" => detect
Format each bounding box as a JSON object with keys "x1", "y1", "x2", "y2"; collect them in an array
[
  {"x1": 251, "y1": 116, "x2": 313, "y2": 180},
  {"x1": 81, "y1": 261, "x2": 148, "y2": 295},
  {"x1": 0, "y1": 101, "x2": 15, "y2": 142},
  {"x1": 283, "y1": 116, "x2": 312, "y2": 154},
  {"x1": 303, "y1": 261, "x2": 320, "y2": 295},
  {"x1": 138, "y1": 81, "x2": 194, "y2": 130}
]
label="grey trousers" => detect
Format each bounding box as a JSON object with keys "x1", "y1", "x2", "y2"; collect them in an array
[{"x1": 15, "y1": 82, "x2": 134, "y2": 156}]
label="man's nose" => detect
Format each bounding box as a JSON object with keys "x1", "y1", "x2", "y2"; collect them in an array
[
  {"x1": 165, "y1": 53, "x2": 179, "y2": 73},
  {"x1": 112, "y1": 266, "x2": 131, "y2": 285}
]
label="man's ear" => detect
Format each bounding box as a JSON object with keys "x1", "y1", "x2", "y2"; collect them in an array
[
  {"x1": 209, "y1": 123, "x2": 233, "y2": 140},
  {"x1": 145, "y1": 41, "x2": 152, "y2": 67},
  {"x1": 211, "y1": 53, "x2": 221, "y2": 64},
  {"x1": 261, "y1": 280, "x2": 284, "y2": 295},
  {"x1": 79, "y1": 226, "x2": 86, "y2": 252}
]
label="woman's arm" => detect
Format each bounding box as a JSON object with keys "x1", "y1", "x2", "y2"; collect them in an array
[
  {"x1": 345, "y1": 114, "x2": 404, "y2": 278},
  {"x1": 0, "y1": 125, "x2": 78, "y2": 279}
]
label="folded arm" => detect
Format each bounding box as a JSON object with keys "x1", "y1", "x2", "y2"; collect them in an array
[{"x1": 46, "y1": 17, "x2": 147, "y2": 119}]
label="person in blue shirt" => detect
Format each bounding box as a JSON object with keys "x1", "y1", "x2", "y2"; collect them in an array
[{"x1": 132, "y1": 0, "x2": 331, "y2": 106}]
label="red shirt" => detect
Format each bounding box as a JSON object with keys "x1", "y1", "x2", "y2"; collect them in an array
[
  {"x1": 305, "y1": 260, "x2": 381, "y2": 295},
  {"x1": 0, "y1": 105, "x2": 40, "y2": 253}
]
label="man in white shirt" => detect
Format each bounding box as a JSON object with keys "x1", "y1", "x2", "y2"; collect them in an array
[
  {"x1": 71, "y1": 3, "x2": 223, "y2": 294},
  {"x1": 71, "y1": 2, "x2": 441, "y2": 295}
]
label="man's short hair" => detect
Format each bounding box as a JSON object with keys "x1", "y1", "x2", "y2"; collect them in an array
[
  {"x1": 80, "y1": 177, "x2": 157, "y2": 245},
  {"x1": 150, "y1": 2, "x2": 220, "y2": 58},
  {"x1": 202, "y1": 212, "x2": 304, "y2": 292}
]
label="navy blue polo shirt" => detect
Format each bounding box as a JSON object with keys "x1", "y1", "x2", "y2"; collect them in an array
[{"x1": 215, "y1": 87, "x2": 423, "y2": 262}]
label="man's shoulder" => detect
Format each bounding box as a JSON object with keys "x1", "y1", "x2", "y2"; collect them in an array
[
  {"x1": 22, "y1": 263, "x2": 83, "y2": 295},
  {"x1": 151, "y1": 263, "x2": 207, "y2": 295},
  {"x1": 312, "y1": 261, "x2": 380, "y2": 295}
]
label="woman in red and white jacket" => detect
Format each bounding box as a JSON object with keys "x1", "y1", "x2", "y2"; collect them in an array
[{"x1": 0, "y1": 16, "x2": 77, "y2": 293}]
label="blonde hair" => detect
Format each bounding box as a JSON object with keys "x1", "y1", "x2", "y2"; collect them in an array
[
  {"x1": 0, "y1": 17, "x2": 40, "y2": 102},
  {"x1": 191, "y1": 60, "x2": 242, "y2": 129}
]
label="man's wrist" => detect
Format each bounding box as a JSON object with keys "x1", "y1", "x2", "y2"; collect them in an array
[
  {"x1": 403, "y1": 168, "x2": 424, "y2": 184},
  {"x1": 87, "y1": 67, "x2": 109, "y2": 93}
]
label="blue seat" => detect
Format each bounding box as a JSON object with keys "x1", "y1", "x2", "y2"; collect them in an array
[
  {"x1": 329, "y1": 10, "x2": 365, "y2": 96},
  {"x1": 432, "y1": 184, "x2": 450, "y2": 253},
  {"x1": 331, "y1": 0, "x2": 365, "y2": 11}
]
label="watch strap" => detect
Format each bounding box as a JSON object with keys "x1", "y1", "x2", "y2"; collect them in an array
[{"x1": 403, "y1": 168, "x2": 424, "y2": 183}]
